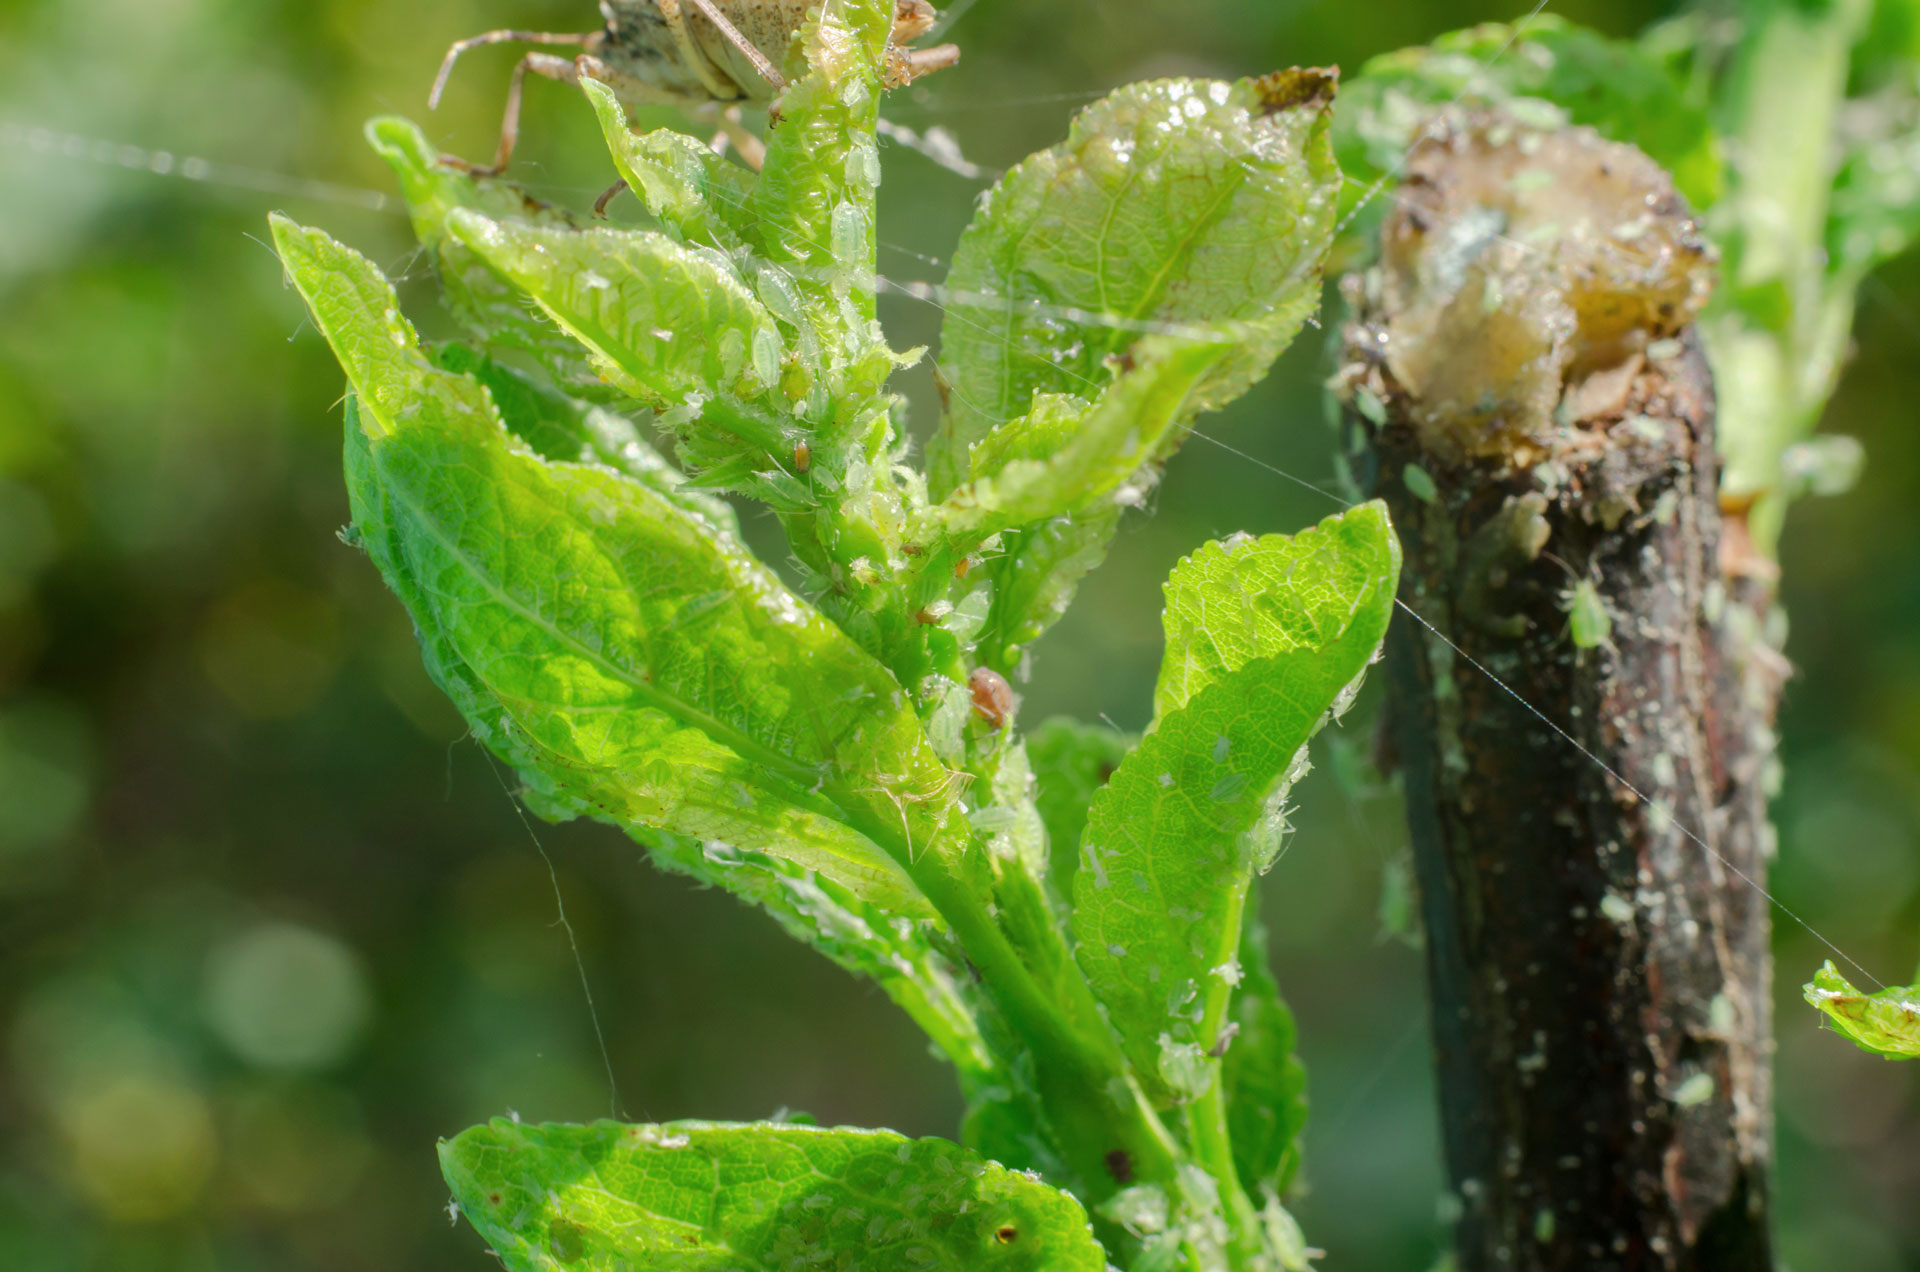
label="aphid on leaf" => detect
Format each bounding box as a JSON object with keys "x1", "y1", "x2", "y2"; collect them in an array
[
  {"x1": 431, "y1": 1, "x2": 960, "y2": 175},
  {"x1": 968, "y1": 666, "x2": 1016, "y2": 730},
  {"x1": 792, "y1": 439, "x2": 811, "y2": 473}
]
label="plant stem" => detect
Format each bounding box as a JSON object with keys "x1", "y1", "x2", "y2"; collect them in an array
[{"x1": 1707, "y1": 0, "x2": 1871, "y2": 555}]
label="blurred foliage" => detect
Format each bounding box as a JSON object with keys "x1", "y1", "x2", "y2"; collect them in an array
[{"x1": 1, "y1": 0, "x2": 1917, "y2": 1269}]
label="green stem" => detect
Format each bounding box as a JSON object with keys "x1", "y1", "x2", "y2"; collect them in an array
[
  {"x1": 1710, "y1": 0, "x2": 1870, "y2": 554},
  {"x1": 1188, "y1": 876, "x2": 1264, "y2": 1261},
  {"x1": 918, "y1": 857, "x2": 1187, "y2": 1198}
]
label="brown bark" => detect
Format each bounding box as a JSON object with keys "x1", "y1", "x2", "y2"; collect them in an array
[{"x1": 1334, "y1": 115, "x2": 1780, "y2": 1269}]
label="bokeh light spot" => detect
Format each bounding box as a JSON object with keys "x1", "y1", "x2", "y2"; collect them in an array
[
  {"x1": 202, "y1": 922, "x2": 371, "y2": 1071},
  {"x1": 57, "y1": 1072, "x2": 217, "y2": 1223}
]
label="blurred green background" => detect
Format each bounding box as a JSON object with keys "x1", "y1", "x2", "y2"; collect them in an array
[{"x1": 2, "y1": 0, "x2": 1917, "y2": 1267}]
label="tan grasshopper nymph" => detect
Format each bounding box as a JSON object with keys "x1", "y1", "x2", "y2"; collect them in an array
[{"x1": 431, "y1": 1, "x2": 960, "y2": 175}]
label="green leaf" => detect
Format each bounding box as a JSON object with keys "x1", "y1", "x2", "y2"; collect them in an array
[
  {"x1": 935, "y1": 335, "x2": 1235, "y2": 538},
  {"x1": 1826, "y1": 88, "x2": 1920, "y2": 278},
  {"x1": 441, "y1": 209, "x2": 783, "y2": 413},
  {"x1": 1072, "y1": 504, "x2": 1400, "y2": 1103},
  {"x1": 583, "y1": 79, "x2": 757, "y2": 254},
  {"x1": 1221, "y1": 894, "x2": 1308, "y2": 1196},
  {"x1": 646, "y1": 832, "x2": 997, "y2": 1085},
  {"x1": 1154, "y1": 502, "x2": 1404, "y2": 719},
  {"x1": 1335, "y1": 17, "x2": 1722, "y2": 215},
  {"x1": 361, "y1": 352, "x2": 991, "y2": 1075},
  {"x1": 1028, "y1": 718, "x2": 1135, "y2": 902},
  {"x1": 440, "y1": 1119, "x2": 1110, "y2": 1272},
  {"x1": 1804, "y1": 961, "x2": 1920, "y2": 1059},
  {"x1": 364, "y1": 117, "x2": 607, "y2": 401},
  {"x1": 429, "y1": 343, "x2": 740, "y2": 535},
  {"x1": 272, "y1": 215, "x2": 980, "y2": 915},
  {"x1": 971, "y1": 510, "x2": 1126, "y2": 675},
  {"x1": 440, "y1": 207, "x2": 838, "y2": 504},
  {"x1": 931, "y1": 70, "x2": 1341, "y2": 496}
]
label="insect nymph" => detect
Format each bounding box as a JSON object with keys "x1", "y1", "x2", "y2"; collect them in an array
[{"x1": 432, "y1": 0, "x2": 960, "y2": 173}]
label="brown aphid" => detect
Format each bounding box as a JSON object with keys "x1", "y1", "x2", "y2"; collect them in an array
[
  {"x1": 968, "y1": 666, "x2": 1015, "y2": 729},
  {"x1": 953, "y1": 556, "x2": 972, "y2": 579},
  {"x1": 792, "y1": 439, "x2": 811, "y2": 474},
  {"x1": 431, "y1": 1, "x2": 960, "y2": 175}
]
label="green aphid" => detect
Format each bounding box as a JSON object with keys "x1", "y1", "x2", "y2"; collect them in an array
[
  {"x1": 1804, "y1": 961, "x2": 1920, "y2": 1059},
  {"x1": 1563, "y1": 577, "x2": 1612, "y2": 651}
]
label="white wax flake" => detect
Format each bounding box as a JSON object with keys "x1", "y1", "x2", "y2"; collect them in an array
[
  {"x1": 1158, "y1": 773, "x2": 1176, "y2": 788},
  {"x1": 1107, "y1": 944, "x2": 1128, "y2": 959},
  {"x1": 1208, "y1": 960, "x2": 1244, "y2": 986},
  {"x1": 579, "y1": 270, "x2": 611, "y2": 291}
]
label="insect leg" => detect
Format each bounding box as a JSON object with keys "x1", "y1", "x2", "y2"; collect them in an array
[
  {"x1": 593, "y1": 180, "x2": 630, "y2": 219},
  {"x1": 680, "y1": 0, "x2": 789, "y2": 93},
  {"x1": 460, "y1": 52, "x2": 584, "y2": 177},
  {"x1": 711, "y1": 105, "x2": 768, "y2": 171},
  {"x1": 887, "y1": 42, "x2": 960, "y2": 88},
  {"x1": 429, "y1": 30, "x2": 592, "y2": 111}
]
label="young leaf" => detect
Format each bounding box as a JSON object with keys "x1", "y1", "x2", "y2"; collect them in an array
[
  {"x1": 364, "y1": 117, "x2": 608, "y2": 401},
  {"x1": 582, "y1": 79, "x2": 756, "y2": 254},
  {"x1": 1827, "y1": 89, "x2": 1920, "y2": 280},
  {"x1": 430, "y1": 343, "x2": 739, "y2": 535},
  {"x1": 1028, "y1": 718, "x2": 1135, "y2": 901},
  {"x1": 647, "y1": 832, "x2": 998, "y2": 1086},
  {"x1": 1072, "y1": 504, "x2": 1401, "y2": 1103},
  {"x1": 1804, "y1": 961, "x2": 1920, "y2": 1059},
  {"x1": 931, "y1": 69, "x2": 1341, "y2": 495},
  {"x1": 272, "y1": 216, "x2": 983, "y2": 912},
  {"x1": 1335, "y1": 16, "x2": 1722, "y2": 215},
  {"x1": 970, "y1": 510, "x2": 1126, "y2": 676},
  {"x1": 1155, "y1": 504, "x2": 1405, "y2": 718},
  {"x1": 441, "y1": 1119, "x2": 1109, "y2": 1272},
  {"x1": 934, "y1": 335, "x2": 1235, "y2": 538},
  {"x1": 440, "y1": 210, "x2": 785, "y2": 414}
]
